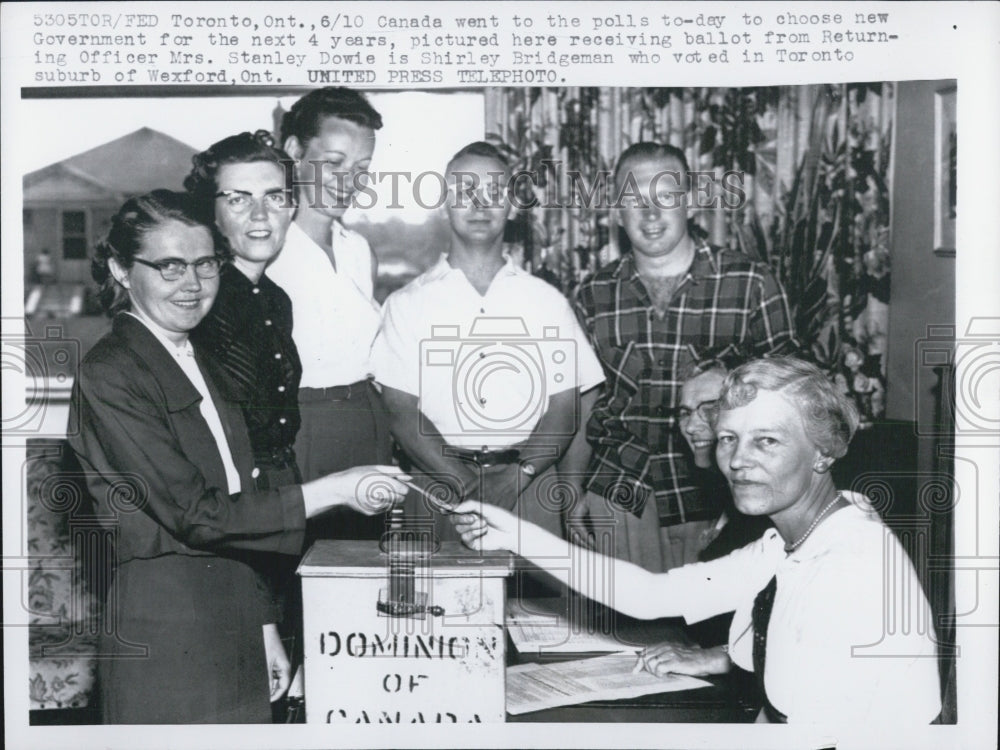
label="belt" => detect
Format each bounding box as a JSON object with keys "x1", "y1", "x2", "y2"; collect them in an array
[
  {"x1": 299, "y1": 379, "x2": 369, "y2": 401},
  {"x1": 447, "y1": 446, "x2": 521, "y2": 468}
]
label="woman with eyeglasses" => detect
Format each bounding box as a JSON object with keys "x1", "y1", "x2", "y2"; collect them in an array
[
  {"x1": 68, "y1": 190, "x2": 408, "y2": 723},
  {"x1": 186, "y1": 131, "x2": 302, "y2": 494},
  {"x1": 675, "y1": 357, "x2": 772, "y2": 562},
  {"x1": 185, "y1": 131, "x2": 312, "y2": 720}
]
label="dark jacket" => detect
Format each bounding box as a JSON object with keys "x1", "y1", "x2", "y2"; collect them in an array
[{"x1": 68, "y1": 313, "x2": 306, "y2": 622}]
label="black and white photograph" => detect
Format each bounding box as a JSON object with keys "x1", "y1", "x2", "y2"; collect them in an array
[{"x1": 3, "y1": 3, "x2": 998, "y2": 750}]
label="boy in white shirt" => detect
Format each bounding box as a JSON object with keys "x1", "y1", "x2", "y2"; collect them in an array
[{"x1": 372, "y1": 142, "x2": 604, "y2": 538}]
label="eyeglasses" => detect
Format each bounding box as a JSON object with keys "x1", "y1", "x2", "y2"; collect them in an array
[
  {"x1": 132, "y1": 256, "x2": 222, "y2": 281},
  {"x1": 215, "y1": 190, "x2": 292, "y2": 214},
  {"x1": 677, "y1": 399, "x2": 719, "y2": 424}
]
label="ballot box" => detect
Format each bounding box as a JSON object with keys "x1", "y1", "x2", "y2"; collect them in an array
[{"x1": 298, "y1": 538, "x2": 514, "y2": 724}]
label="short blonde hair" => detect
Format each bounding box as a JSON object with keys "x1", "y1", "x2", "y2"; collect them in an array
[{"x1": 718, "y1": 356, "x2": 860, "y2": 459}]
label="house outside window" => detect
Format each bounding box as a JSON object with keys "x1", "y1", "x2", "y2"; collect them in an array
[{"x1": 62, "y1": 210, "x2": 87, "y2": 260}]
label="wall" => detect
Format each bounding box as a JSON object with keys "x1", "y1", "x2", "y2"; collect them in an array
[
  {"x1": 886, "y1": 80, "x2": 956, "y2": 446},
  {"x1": 885, "y1": 80, "x2": 958, "y2": 720}
]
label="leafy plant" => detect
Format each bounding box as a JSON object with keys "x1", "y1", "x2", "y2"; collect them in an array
[
  {"x1": 488, "y1": 85, "x2": 892, "y2": 423},
  {"x1": 730, "y1": 84, "x2": 891, "y2": 424},
  {"x1": 698, "y1": 87, "x2": 780, "y2": 175}
]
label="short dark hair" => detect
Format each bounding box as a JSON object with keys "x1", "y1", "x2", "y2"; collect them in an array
[
  {"x1": 279, "y1": 87, "x2": 383, "y2": 145},
  {"x1": 184, "y1": 130, "x2": 294, "y2": 212},
  {"x1": 678, "y1": 358, "x2": 729, "y2": 385},
  {"x1": 91, "y1": 190, "x2": 226, "y2": 316},
  {"x1": 614, "y1": 141, "x2": 690, "y2": 190},
  {"x1": 678, "y1": 343, "x2": 753, "y2": 382},
  {"x1": 445, "y1": 141, "x2": 511, "y2": 177}
]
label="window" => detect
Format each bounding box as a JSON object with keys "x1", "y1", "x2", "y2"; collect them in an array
[{"x1": 62, "y1": 210, "x2": 87, "y2": 260}]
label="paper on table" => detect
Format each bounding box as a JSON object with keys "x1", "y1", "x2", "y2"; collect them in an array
[
  {"x1": 506, "y1": 598, "x2": 668, "y2": 654},
  {"x1": 506, "y1": 653, "x2": 712, "y2": 715}
]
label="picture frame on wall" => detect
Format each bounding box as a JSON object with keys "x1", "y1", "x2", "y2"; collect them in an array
[{"x1": 933, "y1": 84, "x2": 957, "y2": 257}]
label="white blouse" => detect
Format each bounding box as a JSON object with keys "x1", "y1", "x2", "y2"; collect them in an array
[
  {"x1": 657, "y1": 497, "x2": 942, "y2": 725},
  {"x1": 266, "y1": 221, "x2": 381, "y2": 388}
]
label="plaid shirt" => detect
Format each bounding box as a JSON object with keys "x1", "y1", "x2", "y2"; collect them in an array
[{"x1": 574, "y1": 244, "x2": 797, "y2": 525}]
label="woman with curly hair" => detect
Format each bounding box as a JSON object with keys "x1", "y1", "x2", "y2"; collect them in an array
[
  {"x1": 455, "y1": 357, "x2": 941, "y2": 726},
  {"x1": 185, "y1": 130, "x2": 302, "y2": 492},
  {"x1": 185, "y1": 131, "x2": 311, "y2": 718}
]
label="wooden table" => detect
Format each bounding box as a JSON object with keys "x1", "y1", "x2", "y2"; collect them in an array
[{"x1": 504, "y1": 596, "x2": 759, "y2": 723}]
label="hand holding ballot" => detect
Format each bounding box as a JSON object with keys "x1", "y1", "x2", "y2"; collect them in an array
[
  {"x1": 304, "y1": 465, "x2": 411, "y2": 518},
  {"x1": 451, "y1": 500, "x2": 519, "y2": 551}
]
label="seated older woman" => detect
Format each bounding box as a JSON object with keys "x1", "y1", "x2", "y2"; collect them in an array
[
  {"x1": 69, "y1": 190, "x2": 407, "y2": 723},
  {"x1": 454, "y1": 356, "x2": 941, "y2": 725}
]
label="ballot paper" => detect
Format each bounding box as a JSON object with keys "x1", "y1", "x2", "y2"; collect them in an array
[
  {"x1": 506, "y1": 597, "x2": 674, "y2": 654},
  {"x1": 506, "y1": 653, "x2": 712, "y2": 715}
]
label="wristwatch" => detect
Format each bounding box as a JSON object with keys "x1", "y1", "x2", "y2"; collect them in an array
[{"x1": 520, "y1": 462, "x2": 537, "y2": 478}]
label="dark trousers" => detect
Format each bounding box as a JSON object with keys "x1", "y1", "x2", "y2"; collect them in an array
[{"x1": 295, "y1": 380, "x2": 392, "y2": 542}]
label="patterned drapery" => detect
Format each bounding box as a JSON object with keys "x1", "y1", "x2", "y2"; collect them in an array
[{"x1": 484, "y1": 85, "x2": 894, "y2": 425}]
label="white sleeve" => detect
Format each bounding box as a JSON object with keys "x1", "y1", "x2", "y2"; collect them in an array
[
  {"x1": 370, "y1": 293, "x2": 420, "y2": 395},
  {"x1": 547, "y1": 295, "x2": 605, "y2": 395},
  {"x1": 652, "y1": 533, "x2": 779, "y2": 624}
]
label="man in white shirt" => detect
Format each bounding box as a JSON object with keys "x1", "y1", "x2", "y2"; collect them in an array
[
  {"x1": 268, "y1": 87, "x2": 390, "y2": 541},
  {"x1": 372, "y1": 142, "x2": 604, "y2": 538}
]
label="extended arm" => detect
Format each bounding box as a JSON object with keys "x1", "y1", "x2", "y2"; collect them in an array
[
  {"x1": 514, "y1": 387, "x2": 579, "y2": 472},
  {"x1": 69, "y1": 361, "x2": 405, "y2": 554},
  {"x1": 452, "y1": 500, "x2": 676, "y2": 621},
  {"x1": 558, "y1": 386, "x2": 599, "y2": 479},
  {"x1": 561, "y1": 386, "x2": 599, "y2": 541}
]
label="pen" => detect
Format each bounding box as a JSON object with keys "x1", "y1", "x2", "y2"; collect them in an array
[
  {"x1": 631, "y1": 649, "x2": 645, "y2": 675},
  {"x1": 400, "y1": 479, "x2": 457, "y2": 514}
]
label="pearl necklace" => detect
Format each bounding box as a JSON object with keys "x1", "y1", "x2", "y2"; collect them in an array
[{"x1": 784, "y1": 493, "x2": 842, "y2": 553}]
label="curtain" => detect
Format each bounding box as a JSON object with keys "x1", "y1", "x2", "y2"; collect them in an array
[{"x1": 484, "y1": 85, "x2": 894, "y2": 425}]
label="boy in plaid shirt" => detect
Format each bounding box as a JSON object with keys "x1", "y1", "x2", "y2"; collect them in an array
[{"x1": 569, "y1": 142, "x2": 797, "y2": 572}]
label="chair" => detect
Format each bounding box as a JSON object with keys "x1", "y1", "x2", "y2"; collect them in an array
[{"x1": 26, "y1": 440, "x2": 102, "y2": 714}]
